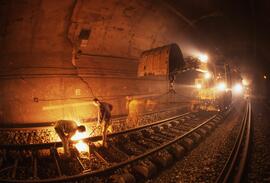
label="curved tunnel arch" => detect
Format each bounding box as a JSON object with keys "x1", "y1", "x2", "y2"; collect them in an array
[
  {"x1": 138, "y1": 43, "x2": 185, "y2": 77},
  {"x1": 169, "y1": 43, "x2": 185, "y2": 73}
]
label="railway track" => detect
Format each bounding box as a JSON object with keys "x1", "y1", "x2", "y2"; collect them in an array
[
  {"x1": 0, "y1": 109, "x2": 232, "y2": 183},
  {"x1": 216, "y1": 100, "x2": 252, "y2": 183}
]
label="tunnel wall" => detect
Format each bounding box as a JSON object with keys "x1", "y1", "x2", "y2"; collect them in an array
[{"x1": 0, "y1": 0, "x2": 194, "y2": 125}]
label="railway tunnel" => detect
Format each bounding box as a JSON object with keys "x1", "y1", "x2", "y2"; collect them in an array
[
  {"x1": 0, "y1": 0, "x2": 195, "y2": 142},
  {"x1": 0, "y1": 0, "x2": 270, "y2": 182}
]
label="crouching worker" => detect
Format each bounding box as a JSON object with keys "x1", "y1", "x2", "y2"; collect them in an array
[
  {"x1": 54, "y1": 120, "x2": 86, "y2": 157},
  {"x1": 93, "y1": 98, "x2": 113, "y2": 147}
]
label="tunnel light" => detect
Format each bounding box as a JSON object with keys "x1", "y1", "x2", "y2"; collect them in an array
[
  {"x1": 196, "y1": 83, "x2": 202, "y2": 89},
  {"x1": 198, "y1": 54, "x2": 208, "y2": 63},
  {"x1": 216, "y1": 82, "x2": 227, "y2": 91},
  {"x1": 242, "y1": 79, "x2": 249, "y2": 86},
  {"x1": 233, "y1": 83, "x2": 243, "y2": 94},
  {"x1": 204, "y1": 72, "x2": 211, "y2": 80},
  {"x1": 75, "y1": 140, "x2": 89, "y2": 153}
]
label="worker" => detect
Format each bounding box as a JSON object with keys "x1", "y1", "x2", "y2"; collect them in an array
[
  {"x1": 54, "y1": 120, "x2": 86, "y2": 157},
  {"x1": 126, "y1": 96, "x2": 140, "y2": 128},
  {"x1": 93, "y1": 98, "x2": 113, "y2": 147},
  {"x1": 169, "y1": 73, "x2": 176, "y2": 94}
]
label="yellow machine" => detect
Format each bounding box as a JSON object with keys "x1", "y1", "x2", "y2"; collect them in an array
[
  {"x1": 192, "y1": 59, "x2": 235, "y2": 111},
  {"x1": 194, "y1": 77, "x2": 219, "y2": 111}
]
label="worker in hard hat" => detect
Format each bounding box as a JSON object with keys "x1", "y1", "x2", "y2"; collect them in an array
[
  {"x1": 54, "y1": 120, "x2": 86, "y2": 157},
  {"x1": 93, "y1": 98, "x2": 113, "y2": 147}
]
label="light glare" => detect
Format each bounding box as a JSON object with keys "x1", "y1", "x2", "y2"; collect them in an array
[
  {"x1": 242, "y1": 79, "x2": 249, "y2": 86},
  {"x1": 233, "y1": 83, "x2": 243, "y2": 94},
  {"x1": 216, "y1": 82, "x2": 227, "y2": 91},
  {"x1": 75, "y1": 140, "x2": 89, "y2": 153},
  {"x1": 198, "y1": 54, "x2": 208, "y2": 63},
  {"x1": 204, "y1": 72, "x2": 211, "y2": 79},
  {"x1": 196, "y1": 83, "x2": 202, "y2": 89},
  {"x1": 71, "y1": 131, "x2": 88, "y2": 141}
]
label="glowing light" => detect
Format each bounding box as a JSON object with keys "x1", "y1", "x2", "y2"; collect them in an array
[
  {"x1": 204, "y1": 72, "x2": 211, "y2": 79},
  {"x1": 75, "y1": 140, "x2": 89, "y2": 153},
  {"x1": 71, "y1": 131, "x2": 88, "y2": 141},
  {"x1": 264, "y1": 75, "x2": 267, "y2": 79},
  {"x1": 233, "y1": 83, "x2": 243, "y2": 94},
  {"x1": 198, "y1": 54, "x2": 208, "y2": 63},
  {"x1": 216, "y1": 82, "x2": 227, "y2": 91},
  {"x1": 69, "y1": 119, "x2": 89, "y2": 141},
  {"x1": 71, "y1": 123, "x2": 94, "y2": 141},
  {"x1": 196, "y1": 83, "x2": 202, "y2": 89},
  {"x1": 242, "y1": 79, "x2": 249, "y2": 86},
  {"x1": 62, "y1": 119, "x2": 93, "y2": 141},
  {"x1": 42, "y1": 101, "x2": 92, "y2": 110},
  {"x1": 107, "y1": 125, "x2": 113, "y2": 133}
]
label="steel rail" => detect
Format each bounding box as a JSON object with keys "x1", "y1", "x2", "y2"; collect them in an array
[
  {"x1": 215, "y1": 100, "x2": 251, "y2": 183},
  {"x1": 0, "y1": 112, "x2": 191, "y2": 150},
  {"x1": 0, "y1": 112, "x2": 193, "y2": 182},
  {"x1": 0, "y1": 114, "x2": 219, "y2": 183},
  {"x1": 0, "y1": 105, "x2": 186, "y2": 129}
]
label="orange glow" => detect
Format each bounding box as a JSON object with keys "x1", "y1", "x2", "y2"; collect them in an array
[
  {"x1": 42, "y1": 102, "x2": 92, "y2": 110},
  {"x1": 71, "y1": 130, "x2": 89, "y2": 141},
  {"x1": 196, "y1": 83, "x2": 202, "y2": 89},
  {"x1": 93, "y1": 140, "x2": 103, "y2": 146},
  {"x1": 198, "y1": 53, "x2": 208, "y2": 63},
  {"x1": 70, "y1": 119, "x2": 93, "y2": 141},
  {"x1": 75, "y1": 140, "x2": 89, "y2": 153},
  {"x1": 204, "y1": 72, "x2": 211, "y2": 79},
  {"x1": 107, "y1": 125, "x2": 113, "y2": 133},
  {"x1": 242, "y1": 79, "x2": 249, "y2": 86},
  {"x1": 53, "y1": 117, "x2": 94, "y2": 142}
]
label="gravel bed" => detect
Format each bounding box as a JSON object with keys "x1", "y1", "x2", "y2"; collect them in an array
[
  {"x1": 246, "y1": 101, "x2": 270, "y2": 182},
  {"x1": 148, "y1": 106, "x2": 244, "y2": 183},
  {"x1": 0, "y1": 107, "x2": 187, "y2": 145}
]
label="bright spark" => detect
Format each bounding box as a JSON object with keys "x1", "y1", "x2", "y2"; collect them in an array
[{"x1": 75, "y1": 140, "x2": 89, "y2": 153}]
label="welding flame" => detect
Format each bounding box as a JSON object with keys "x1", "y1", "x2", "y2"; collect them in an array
[
  {"x1": 71, "y1": 130, "x2": 88, "y2": 141},
  {"x1": 65, "y1": 118, "x2": 92, "y2": 154},
  {"x1": 70, "y1": 119, "x2": 93, "y2": 141},
  {"x1": 75, "y1": 140, "x2": 89, "y2": 153}
]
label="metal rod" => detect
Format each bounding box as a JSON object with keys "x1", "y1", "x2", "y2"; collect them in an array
[
  {"x1": 50, "y1": 148, "x2": 62, "y2": 176},
  {"x1": 109, "y1": 144, "x2": 129, "y2": 159},
  {"x1": 73, "y1": 150, "x2": 86, "y2": 171},
  {"x1": 234, "y1": 101, "x2": 252, "y2": 183},
  {"x1": 215, "y1": 102, "x2": 250, "y2": 183},
  {"x1": 0, "y1": 113, "x2": 220, "y2": 183},
  {"x1": 32, "y1": 151, "x2": 38, "y2": 179},
  {"x1": 93, "y1": 151, "x2": 109, "y2": 166},
  {"x1": 0, "y1": 113, "x2": 191, "y2": 151},
  {"x1": 11, "y1": 158, "x2": 18, "y2": 179}
]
